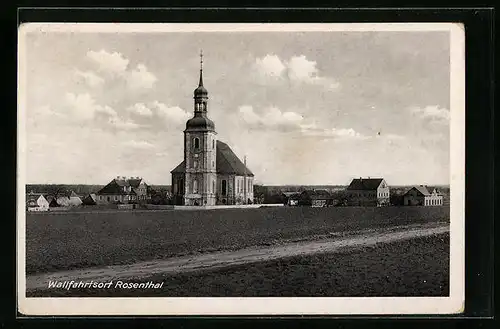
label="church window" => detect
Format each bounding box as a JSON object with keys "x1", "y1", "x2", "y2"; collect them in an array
[
  {"x1": 212, "y1": 160, "x2": 215, "y2": 168},
  {"x1": 213, "y1": 180, "x2": 216, "y2": 193},
  {"x1": 194, "y1": 137, "x2": 200, "y2": 150},
  {"x1": 193, "y1": 180, "x2": 198, "y2": 193},
  {"x1": 194, "y1": 160, "x2": 198, "y2": 169},
  {"x1": 212, "y1": 139, "x2": 215, "y2": 149},
  {"x1": 221, "y1": 180, "x2": 227, "y2": 196}
]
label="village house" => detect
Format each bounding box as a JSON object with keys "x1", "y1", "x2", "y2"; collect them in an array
[
  {"x1": 346, "y1": 177, "x2": 390, "y2": 206},
  {"x1": 402, "y1": 185, "x2": 443, "y2": 206},
  {"x1": 26, "y1": 192, "x2": 49, "y2": 212},
  {"x1": 170, "y1": 52, "x2": 254, "y2": 206},
  {"x1": 298, "y1": 190, "x2": 333, "y2": 207},
  {"x1": 96, "y1": 176, "x2": 150, "y2": 205},
  {"x1": 282, "y1": 192, "x2": 300, "y2": 206},
  {"x1": 82, "y1": 193, "x2": 98, "y2": 206},
  {"x1": 68, "y1": 191, "x2": 83, "y2": 206}
]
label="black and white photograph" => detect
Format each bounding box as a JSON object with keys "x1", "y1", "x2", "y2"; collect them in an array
[{"x1": 17, "y1": 23, "x2": 465, "y2": 315}]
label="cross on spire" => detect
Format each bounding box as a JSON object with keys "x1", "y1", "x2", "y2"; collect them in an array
[{"x1": 200, "y1": 49, "x2": 203, "y2": 70}]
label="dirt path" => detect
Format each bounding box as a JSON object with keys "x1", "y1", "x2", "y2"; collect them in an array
[{"x1": 26, "y1": 221, "x2": 449, "y2": 292}]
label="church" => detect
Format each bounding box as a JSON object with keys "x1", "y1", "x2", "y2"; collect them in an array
[{"x1": 170, "y1": 52, "x2": 255, "y2": 206}]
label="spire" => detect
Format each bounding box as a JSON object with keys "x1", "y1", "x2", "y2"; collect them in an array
[{"x1": 198, "y1": 49, "x2": 204, "y2": 87}]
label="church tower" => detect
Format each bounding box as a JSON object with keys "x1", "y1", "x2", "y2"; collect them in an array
[{"x1": 183, "y1": 50, "x2": 217, "y2": 206}]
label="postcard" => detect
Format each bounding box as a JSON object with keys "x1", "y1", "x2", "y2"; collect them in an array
[{"x1": 17, "y1": 22, "x2": 465, "y2": 315}]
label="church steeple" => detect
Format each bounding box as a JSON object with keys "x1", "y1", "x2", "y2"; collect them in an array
[
  {"x1": 198, "y1": 49, "x2": 204, "y2": 87},
  {"x1": 193, "y1": 49, "x2": 208, "y2": 115},
  {"x1": 186, "y1": 50, "x2": 214, "y2": 132}
]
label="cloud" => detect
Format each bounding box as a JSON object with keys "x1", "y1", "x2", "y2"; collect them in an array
[
  {"x1": 253, "y1": 54, "x2": 339, "y2": 89},
  {"x1": 286, "y1": 55, "x2": 318, "y2": 81},
  {"x1": 126, "y1": 140, "x2": 155, "y2": 149},
  {"x1": 126, "y1": 64, "x2": 157, "y2": 90},
  {"x1": 301, "y1": 125, "x2": 369, "y2": 140},
  {"x1": 65, "y1": 92, "x2": 117, "y2": 120},
  {"x1": 254, "y1": 54, "x2": 286, "y2": 78},
  {"x1": 238, "y1": 105, "x2": 365, "y2": 140},
  {"x1": 152, "y1": 101, "x2": 191, "y2": 124},
  {"x1": 86, "y1": 50, "x2": 157, "y2": 90},
  {"x1": 108, "y1": 116, "x2": 140, "y2": 130},
  {"x1": 87, "y1": 50, "x2": 129, "y2": 74},
  {"x1": 127, "y1": 103, "x2": 153, "y2": 117},
  {"x1": 411, "y1": 105, "x2": 450, "y2": 124},
  {"x1": 239, "y1": 105, "x2": 304, "y2": 129},
  {"x1": 74, "y1": 69, "x2": 105, "y2": 88}
]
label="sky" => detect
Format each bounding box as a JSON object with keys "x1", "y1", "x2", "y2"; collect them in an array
[{"x1": 21, "y1": 27, "x2": 451, "y2": 186}]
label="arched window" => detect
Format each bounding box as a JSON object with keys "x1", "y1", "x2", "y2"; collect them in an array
[
  {"x1": 194, "y1": 137, "x2": 200, "y2": 150},
  {"x1": 221, "y1": 180, "x2": 227, "y2": 196},
  {"x1": 193, "y1": 180, "x2": 198, "y2": 193},
  {"x1": 212, "y1": 139, "x2": 215, "y2": 149},
  {"x1": 212, "y1": 180, "x2": 216, "y2": 193}
]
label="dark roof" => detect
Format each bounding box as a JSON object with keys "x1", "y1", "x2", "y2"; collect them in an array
[
  {"x1": 300, "y1": 189, "x2": 332, "y2": 199},
  {"x1": 97, "y1": 179, "x2": 138, "y2": 195},
  {"x1": 171, "y1": 161, "x2": 186, "y2": 174},
  {"x1": 194, "y1": 85, "x2": 208, "y2": 96},
  {"x1": 185, "y1": 115, "x2": 215, "y2": 131},
  {"x1": 346, "y1": 178, "x2": 385, "y2": 191},
  {"x1": 216, "y1": 141, "x2": 254, "y2": 176},
  {"x1": 404, "y1": 185, "x2": 435, "y2": 196},
  {"x1": 49, "y1": 198, "x2": 60, "y2": 207},
  {"x1": 194, "y1": 67, "x2": 207, "y2": 96},
  {"x1": 82, "y1": 193, "x2": 97, "y2": 205},
  {"x1": 128, "y1": 178, "x2": 143, "y2": 188},
  {"x1": 170, "y1": 140, "x2": 254, "y2": 176}
]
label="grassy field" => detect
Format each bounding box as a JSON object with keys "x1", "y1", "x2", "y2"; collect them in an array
[
  {"x1": 26, "y1": 206, "x2": 449, "y2": 274},
  {"x1": 29, "y1": 233, "x2": 449, "y2": 297}
]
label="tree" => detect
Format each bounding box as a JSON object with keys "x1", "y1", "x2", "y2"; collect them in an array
[{"x1": 46, "y1": 185, "x2": 68, "y2": 200}]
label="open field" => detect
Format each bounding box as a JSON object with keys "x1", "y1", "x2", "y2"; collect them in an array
[
  {"x1": 28, "y1": 232, "x2": 449, "y2": 297},
  {"x1": 26, "y1": 206, "x2": 449, "y2": 274}
]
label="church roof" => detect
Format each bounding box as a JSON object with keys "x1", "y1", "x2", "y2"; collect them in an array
[
  {"x1": 185, "y1": 115, "x2": 215, "y2": 131},
  {"x1": 216, "y1": 141, "x2": 254, "y2": 176},
  {"x1": 346, "y1": 178, "x2": 385, "y2": 190},
  {"x1": 170, "y1": 140, "x2": 254, "y2": 176}
]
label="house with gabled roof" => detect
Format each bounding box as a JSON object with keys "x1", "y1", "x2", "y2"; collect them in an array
[
  {"x1": 170, "y1": 52, "x2": 254, "y2": 206},
  {"x1": 96, "y1": 176, "x2": 150, "y2": 204},
  {"x1": 403, "y1": 185, "x2": 443, "y2": 206},
  {"x1": 82, "y1": 193, "x2": 98, "y2": 206},
  {"x1": 282, "y1": 192, "x2": 300, "y2": 206},
  {"x1": 346, "y1": 177, "x2": 390, "y2": 206},
  {"x1": 26, "y1": 192, "x2": 49, "y2": 212},
  {"x1": 68, "y1": 190, "x2": 83, "y2": 206},
  {"x1": 298, "y1": 189, "x2": 333, "y2": 207}
]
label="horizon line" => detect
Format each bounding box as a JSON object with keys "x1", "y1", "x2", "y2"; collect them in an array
[{"x1": 25, "y1": 182, "x2": 451, "y2": 187}]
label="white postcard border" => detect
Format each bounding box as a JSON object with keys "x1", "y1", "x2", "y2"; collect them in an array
[{"x1": 17, "y1": 22, "x2": 465, "y2": 316}]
